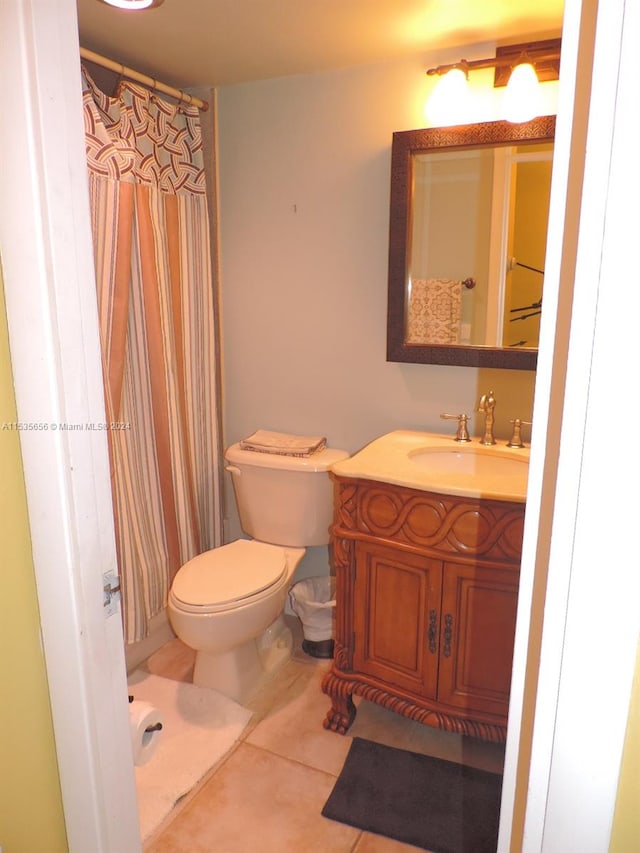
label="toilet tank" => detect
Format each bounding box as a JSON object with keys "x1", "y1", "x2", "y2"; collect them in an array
[{"x1": 224, "y1": 443, "x2": 350, "y2": 547}]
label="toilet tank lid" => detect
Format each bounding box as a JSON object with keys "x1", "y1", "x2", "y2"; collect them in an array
[{"x1": 225, "y1": 443, "x2": 349, "y2": 472}]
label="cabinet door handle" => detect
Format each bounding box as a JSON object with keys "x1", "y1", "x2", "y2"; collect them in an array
[
  {"x1": 443, "y1": 613, "x2": 453, "y2": 657},
  {"x1": 427, "y1": 609, "x2": 438, "y2": 653}
]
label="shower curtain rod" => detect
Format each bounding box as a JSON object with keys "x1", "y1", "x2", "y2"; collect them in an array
[{"x1": 80, "y1": 46, "x2": 209, "y2": 111}]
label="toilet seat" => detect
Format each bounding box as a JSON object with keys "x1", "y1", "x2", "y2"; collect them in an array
[{"x1": 170, "y1": 539, "x2": 288, "y2": 614}]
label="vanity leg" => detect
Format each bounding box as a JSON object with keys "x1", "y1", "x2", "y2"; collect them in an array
[{"x1": 321, "y1": 671, "x2": 356, "y2": 734}]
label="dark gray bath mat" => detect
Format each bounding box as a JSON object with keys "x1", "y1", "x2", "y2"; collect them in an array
[{"x1": 321, "y1": 737, "x2": 502, "y2": 852}]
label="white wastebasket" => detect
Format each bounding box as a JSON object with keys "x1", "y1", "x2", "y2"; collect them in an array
[{"x1": 289, "y1": 576, "x2": 336, "y2": 658}]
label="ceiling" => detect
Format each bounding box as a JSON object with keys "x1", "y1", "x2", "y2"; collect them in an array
[{"x1": 76, "y1": 0, "x2": 564, "y2": 89}]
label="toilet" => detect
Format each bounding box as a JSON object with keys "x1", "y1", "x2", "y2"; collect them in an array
[{"x1": 167, "y1": 441, "x2": 349, "y2": 703}]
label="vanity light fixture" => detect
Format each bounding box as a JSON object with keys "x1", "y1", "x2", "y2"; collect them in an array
[
  {"x1": 503, "y1": 60, "x2": 545, "y2": 123},
  {"x1": 426, "y1": 39, "x2": 561, "y2": 125},
  {"x1": 97, "y1": 0, "x2": 165, "y2": 10},
  {"x1": 424, "y1": 64, "x2": 471, "y2": 127}
]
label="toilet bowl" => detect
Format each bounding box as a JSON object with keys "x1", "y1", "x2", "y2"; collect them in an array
[
  {"x1": 168, "y1": 539, "x2": 305, "y2": 702},
  {"x1": 167, "y1": 440, "x2": 349, "y2": 703}
]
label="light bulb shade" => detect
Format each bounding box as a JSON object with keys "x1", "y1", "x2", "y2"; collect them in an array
[
  {"x1": 98, "y1": 0, "x2": 164, "y2": 9},
  {"x1": 503, "y1": 62, "x2": 543, "y2": 123},
  {"x1": 425, "y1": 68, "x2": 470, "y2": 127}
]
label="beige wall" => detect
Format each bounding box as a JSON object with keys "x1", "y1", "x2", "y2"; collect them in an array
[
  {"x1": 0, "y1": 271, "x2": 67, "y2": 851},
  {"x1": 216, "y1": 51, "x2": 546, "y2": 578}
]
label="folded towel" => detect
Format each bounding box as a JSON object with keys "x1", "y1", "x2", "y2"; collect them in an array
[{"x1": 239, "y1": 430, "x2": 327, "y2": 457}]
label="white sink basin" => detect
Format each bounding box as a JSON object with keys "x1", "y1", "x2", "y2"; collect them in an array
[
  {"x1": 331, "y1": 430, "x2": 529, "y2": 502},
  {"x1": 408, "y1": 447, "x2": 528, "y2": 477}
]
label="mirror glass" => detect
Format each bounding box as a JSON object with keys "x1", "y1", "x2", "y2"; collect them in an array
[{"x1": 387, "y1": 116, "x2": 555, "y2": 370}]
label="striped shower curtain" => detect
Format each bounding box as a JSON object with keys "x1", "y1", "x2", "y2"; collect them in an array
[{"x1": 82, "y1": 71, "x2": 222, "y2": 642}]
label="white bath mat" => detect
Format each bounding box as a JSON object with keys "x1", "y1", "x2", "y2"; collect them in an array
[{"x1": 128, "y1": 670, "x2": 253, "y2": 841}]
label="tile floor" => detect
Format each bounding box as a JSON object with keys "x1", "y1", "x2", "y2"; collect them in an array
[{"x1": 142, "y1": 618, "x2": 505, "y2": 852}]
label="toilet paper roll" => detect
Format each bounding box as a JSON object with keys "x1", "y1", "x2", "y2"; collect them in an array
[{"x1": 129, "y1": 700, "x2": 164, "y2": 766}]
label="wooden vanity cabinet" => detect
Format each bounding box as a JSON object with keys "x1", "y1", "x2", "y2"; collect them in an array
[{"x1": 322, "y1": 475, "x2": 525, "y2": 742}]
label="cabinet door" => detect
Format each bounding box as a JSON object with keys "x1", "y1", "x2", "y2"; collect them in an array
[
  {"x1": 353, "y1": 541, "x2": 442, "y2": 699},
  {"x1": 438, "y1": 561, "x2": 519, "y2": 717}
]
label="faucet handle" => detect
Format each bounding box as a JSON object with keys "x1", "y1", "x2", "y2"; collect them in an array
[
  {"x1": 507, "y1": 418, "x2": 532, "y2": 448},
  {"x1": 440, "y1": 413, "x2": 471, "y2": 443}
]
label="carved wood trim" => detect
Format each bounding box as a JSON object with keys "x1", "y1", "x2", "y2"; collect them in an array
[
  {"x1": 331, "y1": 534, "x2": 354, "y2": 671},
  {"x1": 322, "y1": 669, "x2": 506, "y2": 742},
  {"x1": 321, "y1": 670, "x2": 357, "y2": 734},
  {"x1": 335, "y1": 477, "x2": 525, "y2": 561},
  {"x1": 333, "y1": 478, "x2": 358, "y2": 531}
]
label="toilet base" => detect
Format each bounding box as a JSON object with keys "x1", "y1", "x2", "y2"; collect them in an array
[
  {"x1": 192, "y1": 617, "x2": 293, "y2": 704},
  {"x1": 257, "y1": 616, "x2": 293, "y2": 673}
]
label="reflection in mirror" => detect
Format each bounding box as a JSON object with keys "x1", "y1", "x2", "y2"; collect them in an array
[
  {"x1": 387, "y1": 116, "x2": 555, "y2": 370},
  {"x1": 409, "y1": 144, "x2": 552, "y2": 348},
  {"x1": 502, "y1": 147, "x2": 552, "y2": 348}
]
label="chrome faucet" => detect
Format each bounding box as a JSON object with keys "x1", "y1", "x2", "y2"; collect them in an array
[{"x1": 477, "y1": 390, "x2": 497, "y2": 445}]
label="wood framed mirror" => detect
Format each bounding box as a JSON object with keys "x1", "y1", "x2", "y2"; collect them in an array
[{"x1": 386, "y1": 115, "x2": 556, "y2": 370}]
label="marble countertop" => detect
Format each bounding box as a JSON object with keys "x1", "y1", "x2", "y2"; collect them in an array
[{"x1": 331, "y1": 430, "x2": 529, "y2": 503}]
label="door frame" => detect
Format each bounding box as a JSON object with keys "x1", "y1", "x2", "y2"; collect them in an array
[
  {"x1": 0, "y1": 1, "x2": 140, "y2": 850},
  {"x1": 499, "y1": 0, "x2": 640, "y2": 849}
]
